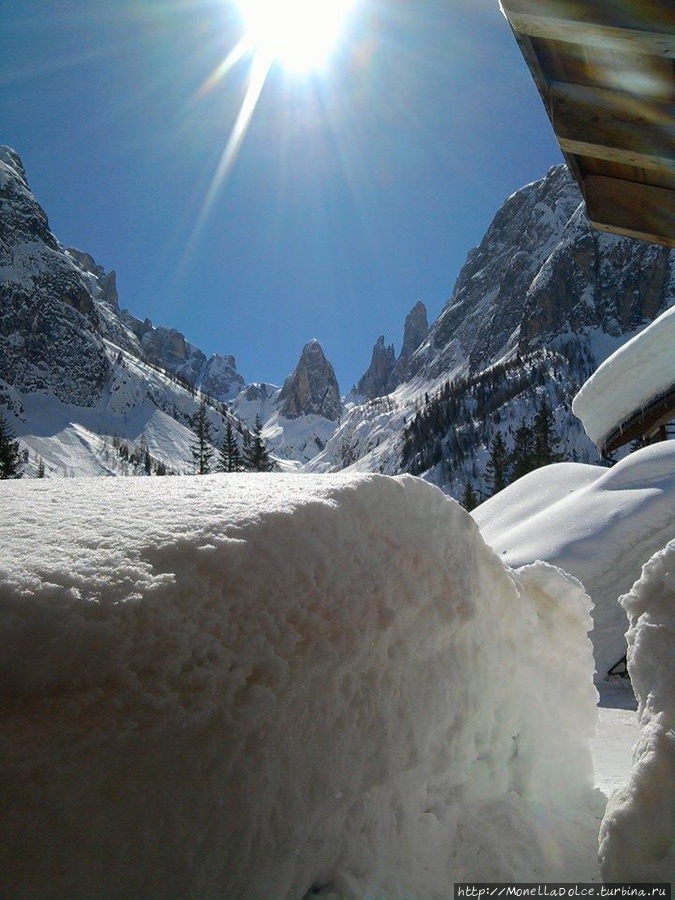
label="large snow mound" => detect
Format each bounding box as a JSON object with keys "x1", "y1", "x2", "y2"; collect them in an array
[
  {"x1": 0, "y1": 473, "x2": 599, "y2": 898},
  {"x1": 473, "y1": 443, "x2": 675, "y2": 678},
  {"x1": 599, "y1": 539, "x2": 675, "y2": 882},
  {"x1": 573, "y1": 305, "x2": 675, "y2": 449}
]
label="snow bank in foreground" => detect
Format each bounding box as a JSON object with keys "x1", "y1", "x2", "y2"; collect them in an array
[
  {"x1": 600, "y1": 539, "x2": 675, "y2": 882},
  {"x1": 0, "y1": 473, "x2": 598, "y2": 898},
  {"x1": 573, "y1": 305, "x2": 675, "y2": 449},
  {"x1": 473, "y1": 443, "x2": 675, "y2": 678}
]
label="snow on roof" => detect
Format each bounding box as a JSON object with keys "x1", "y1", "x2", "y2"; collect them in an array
[
  {"x1": 0, "y1": 472, "x2": 600, "y2": 894},
  {"x1": 473, "y1": 442, "x2": 675, "y2": 678},
  {"x1": 572, "y1": 305, "x2": 675, "y2": 449}
]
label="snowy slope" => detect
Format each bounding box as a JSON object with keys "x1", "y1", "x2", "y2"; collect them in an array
[
  {"x1": 0, "y1": 473, "x2": 601, "y2": 897},
  {"x1": 473, "y1": 443, "x2": 675, "y2": 678},
  {"x1": 10, "y1": 338, "x2": 236, "y2": 477}
]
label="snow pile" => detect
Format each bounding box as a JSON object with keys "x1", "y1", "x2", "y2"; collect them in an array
[
  {"x1": 599, "y1": 539, "x2": 675, "y2": 882},
  {"x1": 473, "y1": 443, "x2": 675, "y2": 678},
  {"x1": 573, "y1": 305, "x2": 675, "y2": 449},
  {"x1": 0, "y1": 473, "x2": 599, "y2": 898}
]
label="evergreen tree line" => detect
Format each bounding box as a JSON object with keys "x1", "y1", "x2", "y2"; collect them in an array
[
  {"x1": 108, "y1": 435, "x2": 172, "y2": 476},
  {"x1": 462, "y1": 395, "x2": 563, "y2": 510},
  {"x1": 401, "y1": 350, "x2": 567, "y2": 478},
  {"x1": 190, "y1": 403, "x2": 274, "y2": 475}
]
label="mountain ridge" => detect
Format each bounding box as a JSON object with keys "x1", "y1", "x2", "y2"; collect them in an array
[{"x1": 1, "y1": 147, "x2": 673, "y2": 488}]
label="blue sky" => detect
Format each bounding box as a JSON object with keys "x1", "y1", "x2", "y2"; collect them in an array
[{"x1": 2, "y1": 0, "x2": 562, "y2": 392}]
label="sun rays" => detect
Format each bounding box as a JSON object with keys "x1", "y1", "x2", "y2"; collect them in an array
[{"x1": 186, "y1": 1, "x2": 357, "y2": 258}]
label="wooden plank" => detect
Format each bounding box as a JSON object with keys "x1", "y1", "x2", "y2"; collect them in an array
[
  {"x1": 501, "y1": 0, "x2": 675, "y2": 56},
  {"x1": 583, "y1": 174, "x2": 675, "y2": 247},
  {"x1": 603, "y1": 385, "x2": 675, "y2": 454},
  {"x1": 550, "y1": 82, "x2": 675, "y2": 172}
]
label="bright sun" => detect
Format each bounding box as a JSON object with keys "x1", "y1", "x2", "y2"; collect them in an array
[
  {"x1": 236, "y1": 0, "x2": 356, "y2": 72},
  {"x1": 190, "y1": 0, "x2": 357, "y2": 251}
]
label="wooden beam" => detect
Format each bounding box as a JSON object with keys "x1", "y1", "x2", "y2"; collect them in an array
[
  {"x1": 602, "y1": 384, "x2": 675, "y2": 454},
  {"x1": 501, "y1": 0, "x2": 675, "y2": 57},
  {"x1": 550, "y1": 82, "x2": 675, "y2": 173},
  {"x1": 583, "y1": 174, "x2": 675, "y2": 247}
]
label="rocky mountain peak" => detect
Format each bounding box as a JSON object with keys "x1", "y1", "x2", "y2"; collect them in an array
[
  {"x1": 355, "y1": 300, "x2": 430, "y2": 400},
  {"x1": 67, "y1": 248, "x2": 120, "y2": 311},
  {"x1": 0, "y1": 146, "x2": 29, "y2": 189},
  {"x1": 278, "y1": 339, "x2": 343, "y2": 421},
  {"x1": 355, "y1": 336, "x2": 396, "y2": 400},
  {"x1": 0, "y1": 148, "x2": 109, "y2": 406},
  {"x1": 393, "y1": 300, "x2": 429, "y2": 382},
  {"x1": 399, "y1": 301, "x2": 429, "y2": 362},
  {"x1": 408, "y1": 165, "x2": 674, "y2": 380}
]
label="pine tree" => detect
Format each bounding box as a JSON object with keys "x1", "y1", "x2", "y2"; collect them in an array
[
  {"x1": 532, "y1": 396, "x2": 562, "y2": 466},
  {"x1": 0, "y1": 413, "x2": 23, "y2": 479},
  {"x1": 511, "y1": 420, "x2": 535, "y2": 479},
  {"x1": 243, "y1": 415, "x2": 273, "y2": 472},
  {"x1": 461, "y1": 481, "x2": 479, "y2": 511},
  {"x1": 484, "y1": 431, "x2": 509, "y2": 496},
  {"x1": 217, "y1": 419, "x2": 243, "y2": 472},
  {"x1": 189, "y1": 401, "x2": 215, "y2": 475}
]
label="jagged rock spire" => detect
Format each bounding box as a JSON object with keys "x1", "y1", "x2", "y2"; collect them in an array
[
  {"x1": 355, "y1": 336, "x2": 396, "y2": 400},
  {"x1": 278, "y1": 339, "x2": 343, "y2": 421},
  {"x1": 355, "y1": 301, "x2": 430, "y2": 400},
  {"x1": 393, "y1": 301, "x2": 429, "y2": 381}
]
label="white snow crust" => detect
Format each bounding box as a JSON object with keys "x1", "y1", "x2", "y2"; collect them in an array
[
  {"x1": 473, "y1": 443, "x2": 675, "y2": 678},
  {"x1": 599, "y1": 539, "x2": 675, "y2": 882},
  {"x1": 0, "y1": 473, "x2": 599, "y2": 897},
  {"x1": 573, "y1": 305, "x2": 675, "y2": 448}
]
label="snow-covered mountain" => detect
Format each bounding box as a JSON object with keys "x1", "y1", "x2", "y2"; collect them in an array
[
  {"x1": 0, "y1": 145, "x2": 257, "y2": 476},
  {"x1": 0, "y1": 145, "x2": 355, "y2": 474},
  {"x1": 311, "y1": 165, "x2": 674, "y2": 496},
  {"x1": 2, "y1": 146, "x2": 673, "y2": 483}
]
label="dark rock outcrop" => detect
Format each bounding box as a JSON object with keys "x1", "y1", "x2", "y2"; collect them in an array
[
  {"x1": 278, "y1": 339, "x2": 343, "y2": 420},
  {"x1": 355, "y1": 336, "x2": 396, "y2": 400},
  {"x1": 0, "y1": 147, "x2": 109, "y2": 406},
  {"x1": 409, "y1": 166, "x2": 674, "y2": 380}
]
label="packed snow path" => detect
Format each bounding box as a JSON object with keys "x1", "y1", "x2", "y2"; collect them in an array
[{"x1": 1, "y1": 473, "x2": 603, "y2": 898}]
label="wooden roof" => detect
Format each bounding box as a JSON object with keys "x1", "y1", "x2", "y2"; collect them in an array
[
  {"x1": 500, "y1": 0, "x2": 675, "y2": 247},
  {"x1": 602, "y1": 383, "x2": 675, "y2": 455}
]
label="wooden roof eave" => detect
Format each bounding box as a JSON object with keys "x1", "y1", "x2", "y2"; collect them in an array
[
  {"x1": 600, "y1": 383, "x2": 675, "y2": 455},
  {"x1": 500, "y1": 0, "x2": 675, "y2": 248}
]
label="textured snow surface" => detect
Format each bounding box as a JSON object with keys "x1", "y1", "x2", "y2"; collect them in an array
[
  {"x1": 573, "y1": 305, "x2": 675, "y2": 448},
  {"x1": 473, "y1": 443, "x2": 675, "y2": 678},
  {"x1": 600, "y1": 539, "x2": 675, "y2": 882},
  {"x1": 0, "y1": 473, "x2": 599, "y2": 898}
]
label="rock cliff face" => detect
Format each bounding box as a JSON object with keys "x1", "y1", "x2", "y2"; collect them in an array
[
  {"x1": 355, "y1": 336, "x2": 396, "y2": 400},
  {"x1": 278, "y1": 339, "x2": 343, "y2": 421},
  {"x1": 0, "y1": 146, "x2": 246, "y2": 417},
  {"x1": 409, "y1": 166, "x2": 674, "y2": 380},
  {"x1": 355, "y1": 301, "x2": 429, "y2": 400},
  {"x1": 0, "y1": 146, "x2": 109, "y2": 406},
  {"x1": 394, "y1": 300, "x2": 428, "y2": 379},
  {"x1": 66, "y1": 248, "x2": 119, "y2": 311},
  {"x1": 122, "y1": 316, "x2": 245, "y2": 401},
  {"x1": 310, "y1": 165, "x2": 675, "y2": 486}
]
